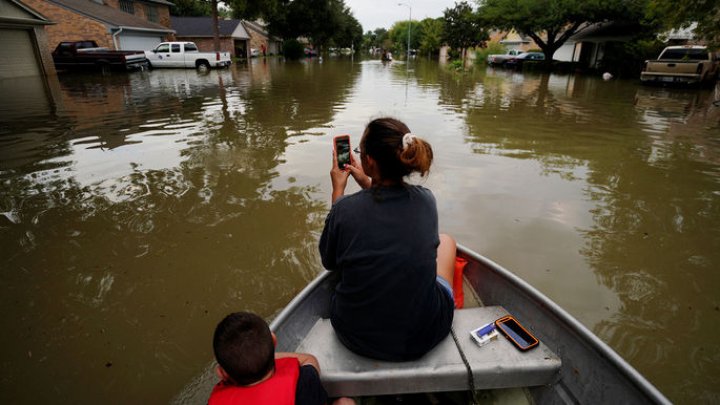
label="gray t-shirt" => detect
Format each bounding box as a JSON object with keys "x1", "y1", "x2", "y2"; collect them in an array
[{"x1": 319, "y1": 185, "x2": 454, "y2": 361}]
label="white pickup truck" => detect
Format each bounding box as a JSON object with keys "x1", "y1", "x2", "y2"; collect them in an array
[{"x1": 145, "y1": 42, "x2": 231, "y2": 70}]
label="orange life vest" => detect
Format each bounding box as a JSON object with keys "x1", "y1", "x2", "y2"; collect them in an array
[{"x1": 208, "y1": 357, "x2": 300, "y2": 405}]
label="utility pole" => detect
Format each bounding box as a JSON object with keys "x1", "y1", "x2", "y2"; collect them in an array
[
  {"x1": 211, "y1": 0, "x2": 220, "y2": 52},
  {"x1": 398, "y1": 3, "x2": 411, "y2": 60}
]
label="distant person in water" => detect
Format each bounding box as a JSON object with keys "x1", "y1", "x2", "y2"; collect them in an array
[
  {"x1": 320, "y1": 117, "x2": 456, "y2": 361},
  {"x1": 209, "y1": 311, "x2": 354, "y2": 405}
]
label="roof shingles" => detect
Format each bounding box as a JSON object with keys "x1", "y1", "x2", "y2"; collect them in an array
[{"x1": 49, "y1": 0, "x2": 173, "y2": 32}]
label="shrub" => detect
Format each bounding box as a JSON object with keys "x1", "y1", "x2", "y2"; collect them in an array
[
  {"x1": 448, "y1": 59, "x2": 464, "y2": 71},
  {"x1": 283, "y1": 39, "x2": 304, "y2": 60}
]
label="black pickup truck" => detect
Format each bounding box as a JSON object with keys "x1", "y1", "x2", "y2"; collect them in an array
[{"x1": 52, "y1": 41, "x2": 148, "y2": 72}]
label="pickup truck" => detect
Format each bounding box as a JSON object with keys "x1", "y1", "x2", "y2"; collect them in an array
[
  {"x1": 144, "y1": 42, "x2": 231, "y2": 70},
  {"x1": 486, "y1": 49, "x2": 521, "y2": 66},
  {"x1": 52, "y1": 41, "x2": 148, "y2": 72},
  {"x1": 641, "y1": 45, "x2": 719, "y2": 86}
]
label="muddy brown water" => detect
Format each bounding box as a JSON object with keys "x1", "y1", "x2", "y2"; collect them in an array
[{"x1": 1, "y1": 57, "x2": 719, "y2": 403}]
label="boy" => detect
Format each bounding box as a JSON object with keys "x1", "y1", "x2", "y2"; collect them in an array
[{"x1": 209, "y1": 311, "x2": 328, "y2": 405}]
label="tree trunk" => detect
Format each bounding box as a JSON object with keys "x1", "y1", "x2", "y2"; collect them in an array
[{"x1": 211, "y1": 0, "x2": 220, "y2": 52}]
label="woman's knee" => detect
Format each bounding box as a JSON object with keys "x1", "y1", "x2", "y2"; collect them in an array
[{"x1": 439, "y1": 233, "x2": 456, "y2": 251}]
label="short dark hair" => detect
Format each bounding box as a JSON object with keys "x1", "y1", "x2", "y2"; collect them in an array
[{"x1": 213, "y1": 312, "x2": 275, "y2": 385}]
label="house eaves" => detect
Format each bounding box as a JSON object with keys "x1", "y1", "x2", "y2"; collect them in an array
[
  {"x1": 242, "y1": 20, "x2": 281, "y2": 41},
  {"x1": 1, "y1": 0, "x2": 54, "y2": 25},
  {"x1": 46, "y1": 0, "x2": 174, "y2": 33}
]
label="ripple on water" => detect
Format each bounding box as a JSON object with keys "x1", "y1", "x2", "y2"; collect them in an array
[{"x1": 612, "y1": 272, "x2": 664, "y2": 303}]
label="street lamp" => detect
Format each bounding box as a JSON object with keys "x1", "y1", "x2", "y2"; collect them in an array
[{"x1": 398, "y1": 2, "x2": 411, "y2": 60}]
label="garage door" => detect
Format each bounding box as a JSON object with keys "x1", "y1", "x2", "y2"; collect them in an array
[
  {"x1": 0, "y1": 29, "x2": 41, "y2": 79},
  {"x1": 118, "y1": 33, "x2": 164, "y2": 51}
]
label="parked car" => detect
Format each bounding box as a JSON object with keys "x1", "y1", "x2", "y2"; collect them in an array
[
  {"x1": 304, "y1": 48, "x2": 318, "y2": 57},
  {"x1": 144, "y1": 42, "x2": 231, "y2": 70},
  {"x1": 52, "y1": 41, "x2": 148, "y2": 72},
  {"x1": 504, "y1": 52, "x2": 545, "y2": 68},
  {"x1": 486, "y1": 49, "x2": 521, "y2": 66},
  {"x1": 250, "y1": 48, "x2": 260, "y2": 57},
  {"x1": 641, "y1": 45, "x2": 719, "y2": 86}
]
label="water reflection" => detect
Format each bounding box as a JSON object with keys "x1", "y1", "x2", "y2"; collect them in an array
[
  {"x1": 0, "y1": 59, "x2": 358, "y2": 403},
  {"x1": 1, "y1": 58, "x2": 718, "y2": 403},
  {"x1": 463, "y1": 72, "x2": 720, "y2": 403}
]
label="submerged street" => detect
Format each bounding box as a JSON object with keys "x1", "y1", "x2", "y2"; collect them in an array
[{"x1": 1, "y1": 57, "x2": 719, "y2": 403}]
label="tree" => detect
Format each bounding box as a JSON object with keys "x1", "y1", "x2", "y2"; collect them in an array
[
  {"x1": 647, "y1": 0, "x2": 720, "y2": 47},
  {"x1": 443, "y1": 1, "x2": 488, "y2": 63},
  {"x1": 333, "y1": 11, "x2": 363, "y2": 50},
  {"x1": 227, "y1": 0, "x2": 280, "y2": 20},
  {"x1": 171, "y1": 0, "x2": 212, "y2": 16},
  {"x1": 478, "y1": 0, "x2": 645, "y2": 66},
  {"x1": 388, "y1": 20, "x2": 422, "y2": 55},
  {"x1": 419, "y1": 18, "x2": 444, "y2": 57},
  {"x1": 267, "y1": 0, "x2": 362, "y2": 54}
]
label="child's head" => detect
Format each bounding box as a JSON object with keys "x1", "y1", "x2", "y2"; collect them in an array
[
  {"x1": 213, "y1": 312, "x2": 275, "y2": 385},
  {"x1": 360, "y1": 117, "x2": 433, "y2": 182}
]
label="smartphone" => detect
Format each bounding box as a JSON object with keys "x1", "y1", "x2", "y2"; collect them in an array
[
  {"x1": 494, "y1": 315, "x2": 539, "y2": 351},
  {"x1": 334, "y1": 135, "x2": 351, "y2": 169}
]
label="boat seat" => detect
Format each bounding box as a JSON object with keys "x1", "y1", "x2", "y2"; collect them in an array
[{"x1": 296, "y1": 306, "x2": 561, "y2": 397}]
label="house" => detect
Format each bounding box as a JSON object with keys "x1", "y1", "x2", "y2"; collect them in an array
[
  {"x1": 489, "y1": 29, "x2": 535, "y2": 53},
  {"x1": 22, "y1": 0, "x2": 175, "y2": 52},
  {"x1": 0, "y1": 0, "x2": 56, "y2": 79},
  {"x1": 553, "y1": 21, "x2": 643, "y2": 69},
  {"x1": 243, "y1": 19, "x2": 282, "y2": 55},
  {"x1": 171, "y1": 16, "x2": 250, "y2": 58}
]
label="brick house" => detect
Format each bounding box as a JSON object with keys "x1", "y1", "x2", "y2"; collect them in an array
[
  {"x1": 243, "y1": 20, "x2": 282, "y2": 56},
  {"x1": 171, "y1": 16, "x2": 250, "y2": 59},
  {"x1": 0, "y1": 0, "x2": 56, "y2": 79},
  {"x1": 22, "y1": 0, "x2": 175, "y2": 53}
]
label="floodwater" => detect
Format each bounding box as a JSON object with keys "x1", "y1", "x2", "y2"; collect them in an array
[{"x1": 1, "y1": 57, "x2": 719, "y2": 403}]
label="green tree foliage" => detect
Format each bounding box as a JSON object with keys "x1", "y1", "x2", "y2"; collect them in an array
[
  {"x1": 443, "y1": 1, "x2": 488, "y2": 61},
  {"x1": 361, "y1": 28, "x2": 389, "y2": 51},
  {"x1": 171, "y1": 0, "x2": 212, "y2": 16},
  {"x1": 419, "y1": 18, "x2": 444, "y2": 57},
  {"x1": 226, "y1": 0, "x2": 279, "y2": 20},
  {"x1": 283, "y1": 38, "x2": 305, "y2": 59},
  {"x1": 478, "y1": 0, "x2": 645, "y2": 65},
  {"x1": 332, "y1": 7, "x2": 363, "y2": 49},
  {"x1": 388, "y1": 20, "x2": 422, "y2": 55},
  {"x1": 172, "y1": 0, "x2": 272, "y2": 19},
  {"x1": 647, "y1": 0, "x2": 720, "y2": 47},
  {"x1": 267, "y1": 0, "x2": 361, "y2": 52}
]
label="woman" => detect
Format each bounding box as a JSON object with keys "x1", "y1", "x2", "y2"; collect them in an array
[{"x1": 319, "y1": 117, "x2": 456, "y2": 361}]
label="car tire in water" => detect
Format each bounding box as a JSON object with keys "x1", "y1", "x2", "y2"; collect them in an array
[
  {"x1": 97, "y1": 62, "x2": 110, "y2": 75},
  {"x1": 196, "y1": 60, "x2": 210, "y2": 71}
]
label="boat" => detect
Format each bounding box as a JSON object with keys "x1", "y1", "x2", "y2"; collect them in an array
[{"x1": 270, "y1": 244, "x2": 670, "y2": 404}]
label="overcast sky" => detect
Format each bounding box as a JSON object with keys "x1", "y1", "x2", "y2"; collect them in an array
[{"x1": 344, "y1": 0, "x2": 460, "y2": 32}]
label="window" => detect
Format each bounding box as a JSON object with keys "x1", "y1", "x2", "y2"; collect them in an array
[
  {"x1": 119, "y1": 0, "x2": 134, "y2": 14},
  {"x1": 156, "y1": 44, "x2": 169, "y2": 53},
  {"x1": 171, "y1": 44, "x2": 180, "y2": 53},
  {"x1": 145, "y1": 4, "x2": 158, "y2": 22},
  {"x1": 661, "y1": 48, "x2": 709, "y2": 61},
  {"x1": 184, "y1": 43, "x2": 198, "y2": 52}
]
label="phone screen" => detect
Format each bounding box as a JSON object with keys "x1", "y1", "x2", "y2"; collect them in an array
[
  {"x1": 335, "y1": 137, "x2": 350, "y2": 169},
  {"x1": 497, "y1": 318, "x2": 537, "y2": 349}
]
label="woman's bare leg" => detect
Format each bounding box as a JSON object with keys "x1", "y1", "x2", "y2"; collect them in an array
[{"x1": 436, "y1": 233, "x2": 456, "y2": 285}]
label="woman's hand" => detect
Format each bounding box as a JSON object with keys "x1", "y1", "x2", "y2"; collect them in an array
[
  {"x1": 330, "y1": 150, "x2": 350, "y2": 203},
  {"x1": 347, "y1": 152, "x2": 371, "y2": 189}
]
